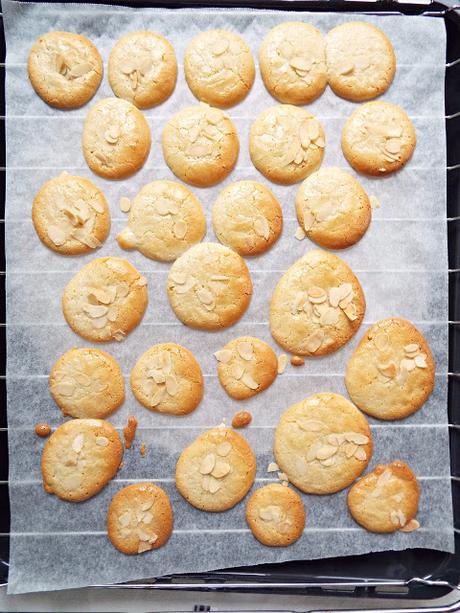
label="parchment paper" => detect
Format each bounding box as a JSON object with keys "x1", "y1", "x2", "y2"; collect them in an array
[{"x1": 3, "y1": 0, "x2": 453, "y2": 594}]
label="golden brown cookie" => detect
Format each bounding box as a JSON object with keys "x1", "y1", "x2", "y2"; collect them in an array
[
  {"x1": 162, "y1": 104, "x2": 239, "y2": 187},
  {"x1": 82, "y1": 97, "x2": 151, "y2": 180},
  {"x1": 107, "y1": 482, "x2": 173, "y2": 554},
  {"x1": 214, "y1": 336, "x2": 278, "y2": 400},
  {"x1": 246, "y1": 483, "x2": 305, "y2": 546},
  {"x1": 274, "y1": 393, "x2": 373, "y2": 495},
  {"x1": 341, "y1": 101, "x2": 416, "y2": 176},
  {"x1": 249, "y1": 105, "x2": 325, "y2": 185},
  {"x1": 62, "y1": 257, "x2": 148, "y2": 343},
  {"x1": 28, "y1": 31, "x2": 103, "y2": 109},
  {"x1": 49, "y1": 347, "x2": 125, "y2": 419},
  {"x1": 175, "y1": 427, "x2": 256, "y2": 512},
  {"x1": 347, "y1": 461, "x2": 420, "y2": 533},
  {"x1": 212, "y1": 181, "x2": 283, "y2": 256},
  {"x1": 41, "y1": 418, "x2": 123, "y2": 502},
  {"x1": 345, "y1": 318, "x2": 435, "y2": 420},
  {"x1": 32, "y1": 173, "x2": 110, "y2": 255},
  {"x1": 270, "y1": 249, "x2": 365, "y2": 356},
  {"x1": 184, "y1": 30, "x2": 255, "y2": 108}
]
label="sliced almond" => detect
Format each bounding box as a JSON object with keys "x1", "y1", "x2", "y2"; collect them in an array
[
  {"x1": 165, "y1": 375, "x2": 178, "y2": 396},
  {"x1": 150, "y1": 386, "x2": 165, "y2": 407},
  {"x1": 307, "y1": 286, "x2": 327, "y2": 303},
  {"x1": 119, "y1": 197, "x2": 131, "y2": 213},
  {"x1": 208, "y1": 476, "x2": 221, "y2": 494},
  {"x1": 214, "y1": 349, "x2": 232, "y2": 363},
  {"x1": 241, "y1": 372, "x2": 259, "y2": 390},
  {"x1": 67, "y1": 62, "x2": 92, "y2": 78},
  {"x1": 401, "y1": 358, "x2": 416, "y2": 372},
  {"x1": 354, "y1": 447, "x2": 367, "y2": 461},
  {"x1": 397, "y1": 509, "x2": 407, "y2": 527},
  {"x1": 385, "y1": 138, "x2": 401, "y2": 154},
  {"x1": 142, "y1": 512, "x2": 153, "y2": 524},
  {"x1": 299, "y1": 123, "x2": 311, "y2": 150},
  {"x1": 297, "y1": 419, "x2": 325, "y2": 432},
  {"x1": 305, "y1": 329, "x2": 325, "y2": 353},
  {"x1": 170, "y1": 271, "x2": 187, "y2": 285},
  {"x1": 137, "y1": 527, "x2": 151, "y2": 542},
  {"x1": 52, "y1": 382, "x2": 75, "y2": 397},
  {"x1": 321, "y1": 456, "x2": 336, "y2": 467},
  {"x1": 174, "y1": 276, "x2": 196, "y2": 294},
  {"x1": 374, "y1": 332, "x2": 390, "y2": 351},
  {"x1": 377, "y1": 361, "x2": 397, "y2": 379},
  {"x1": 316, "y1": 445, "x2": 337, "y2": 461},
  {"x1": 200, "y1": 453, "x2": 216, "y2": 475},
  {"x1": 328, "y1": 286, "x2": 343, "y2": 308},
  {"x1": 254, "y1": 215, "x2": 270, "y2": 240},
  {"x1": 259, "y1": 507, "x2": 273, "y2": 521},
  {"x1": 91, "y1": 316, "x2": 107, "y2": 329},
  {"x1": 212, "y1": 38, "x2": 229, "y2": 56},
  {"x1": 400, "y1": 518, "x2": 420, "y2": 533},
  {"x1": 414, "y1": 354, "x2": 427, "y2": 368},
  {"x1": 211, "y1": 461, "x2": 231, "y2": 479},
  {"x1": 290, "y1": 56, "x2": 311, "y2": 72},
  {"x1": 196, "y1": 287, "x2": 214, "y2": 305},
  {"x1": 295, "y1": 226, "x2": 306, "y2": 240},
  {"x1": 72, "y1": 434, "x2": 84, "y2": 453},
  {"x1": 141, "y1": 500, "x2": 154, "y2": 512},
  {"x1": 345, "y1": 432, "x2": 369, "y2": 445},
  {"x1": 267, "y1": 462, "x2": 279, "y2": 472},
  {"x1": 291, "y1": 292, "x2": 306, "y2": 315},
  {"x1": 216, "y1": 442, "x2": 232, "y2": 457},
  {"x1": 231, "y1": 363, "x2": 245, "y2": 380},
  {"x1": 306, "y1": 118, "x2": 320, "y2": 141},
  {"x1": 404, "y1": 343, "x2": 419, "y2": 354},
  {"x1": 320, "y1": 307, "x2": 339, "y2": 326},
  {"x1": 173, "y1": 219, "x2": 188, "y2": 239},
  {"x1": 237, "y1": 342, "x2": 254, "y2": 361},
  {"x1": 277, "y1": 354, "x2": 288, "y2": 374},
  {"x1": 96, "y1": 436, "x2": 109, "y2": 447},
  {"x1": 343, "y1": 303, "x2": 358, "y2": 321},
  {"x1": 344, "y1": 442, "x2": 359, "y2": 458},
  {"x1": 47, "y1": 225, "x2": 67, "y2": 246},
  {"x1": 118, "y1": 511, "x2": 131, "y2": 527}
]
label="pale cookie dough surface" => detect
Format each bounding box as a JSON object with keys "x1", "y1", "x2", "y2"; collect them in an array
[
  {"x1": 341, "y1": 101, "x2": 416, "y2": 176},
  {"x1": 109, "y1": 31, "x2": 177, "y2": 109},
  {"x1": 32, "y1": 173, "x2": 110, "y2": 255},
  {"x1": 130, "y1": 343, "x2": 204, "y2": 415},
  {"x1": 212, "y1": 180, "x2": 283, "y2": 256},
  {"x1": 162, "y1": 104, "x2": 239, "y2": 187},
  {"x1": 246, "y1": 483, "x2": 305, "y2": 547},
  {"x1": 250, "y1": 105, "x2": 325, "y2": 185},
  {"x1": 49, "y1": 347, "x2": 125, "y2": 419},
  {"x1": 295, "y1": 168, "x2": 371, "y2": 249},
  {"x1": 274, "y1": 393, "x2": 373, "y2": 495},
  {"x1": 345, "y1": 317, "x2": 435, "y2": 420},
  {"x1": 270, "y1": 249, "x2": 365, "y2": 356},
  {"x1": 326, "y1": 22, "x2": 396, "y2": 102},
  {"x1": 41, "y1": 418, "x2": 123, "y2": 502},
  {"x1": 185, "y1": 29, "x2": 255, "y2": 108},
  {"x1": 214, "y1": 336, "x2": 278, "y2": 400},
  {"x1": 259, "y1": 22, "x2": 327, "y2": 105},
  {"x1": 28, "y1": 31, "x2": 103, "y2": 109},
  {"x1": 107, "y1": 482, "x2": 173, "y2": 554},
  {"x1": 167, "y1": 242, "x2": 252, "y2": 331},
  {"x1": 175, "y1": 427, "x2": 256, "y2": 512},
  {"x1": 347, "y1": 461, "x2": 420, "y2": 533},
  {"x1": 62, "y1": 256, "x2": 148, "y2": 343},
  {"x1": 116, "y1": 180, "x2": 206, "y2": 262},
  {"x1": 82, "y1": 97, "x2": 151, "y2": 180}
]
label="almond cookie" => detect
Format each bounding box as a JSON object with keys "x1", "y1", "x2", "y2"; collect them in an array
[
  {"x1": 259, "y1": 22, "x2": 327, "y2": 105},
  {"x1": 167, "y1": 242, "x2": 252, "y2": 331},
  {"x1": 270, "y1": 249, "x2": 365, "y2": 356},
  {"x1": 295, "y1": 168, "x2": 371, "y2": 249},
  {"x1": 32, "y1": 173, "x2": 110, "y2": 255},
  {"x1": 274, "y1": 393, "x2": 373, "y2": 495},
  {"x1": 341, "y1": 101, "x2": 416, "y2": 176},
  {"x1": 214, "y1": 336, "x2": 277, "y2": 400},
  {"x1": 83, "y1": 97, "x2": 151, "y2": 180},
  {"x1": 108, "y1": 31, "x2": 177, "y2": 109},
  {"x1": 326, "y1": 22, "x2": 396, "y2": 102},
  {"x1": 175, "y1": 427, "x2": 256, "y2": 512},
  {"x1": 162, "y1": 104, "x2": 239, "y2": 187},
  {"x1": 28, "y1": 31, "x2": 102, "y2": 109},
  {"x1": 249, "y1": 105, "x2": 325, "y2": 185},
  {"x1": 49, "y1": 348, "x2": 125, "y2": 419},
  {"x1": 246, "y1": 483, "x2": 305, "y2": 547},
  {"x1": 41, "y1": 418, "x2": 123, "y2": 502},
  {"x1": 184, "y1": 30, "x2": 255, "y2": 108},
  {"x1": 116, "y1": 180, "x2": 206, "y2": 262},
  {"x1": 212, "y1": 181, "x2": 283, "y2": 256},
  {"x1": 107, "y1": 482, "x2": 173, "y2": 554},
  {"x1": 130, "y1": 343, "x2": 204, "y2": 415},
  {"x1": 345, "y1": 318, "x2": 435, "y2": 420},
  {"x1": 347, "y1": 461, "x2": 420, "y2": 533},
  {"x1": 62, "y1": 257, "x2": 148, "y2": 343}
]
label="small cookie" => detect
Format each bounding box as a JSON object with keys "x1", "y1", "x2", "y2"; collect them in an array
[
  {"x1": 108, "y1": 31, "x2": 177, "y2": 109},
  {"x1": 162, "y1": 104, "x2": 239, "y2": 187},
  {"x1": 82, "y1": 97, "x2": 151, "y2": 180},
  {"x1": 345, "y1": 318, "x2": 435, "y2": 420},
  {"x1": 326, "y1": 22, "x2": 396, "y2": 102},
  {"x1": 116, "y1": 180, "x2": 206, "y2": 262},
  {"x1": 167, "y1": 242, "x2": 252, "y2": 331},
  {"x1": 270, "y1": 249, "x2": 365, "y2": 356},
  {"x1": 185, "y1": 30, "x2": 255, "y2": 108},
  {"x1": 130, "y1": 343, "x2": 204, "y2": 415},
  {"x1": 259, "y1": 22, "x2": 327, "y2": 105},
  {"x1": 175, "y1": 427, "x2": 256, "y2": 512},
  {"x1": 274, "y1": 393, "x2": 373, "y2": 495},
  {"x1": 250, "y1": 105, "x2": 325, "y2": 185},
  {"x1": 347, "y1": 461, "x2": 420, "y2": 533},
  {"x1": 107, "y1": 482, "x2": 173, "y2": 554},
  {"x1": 41, "y1": 418, "x2": 123, "y2": 502},
  {"x1": 32, "y1": 173, "x2": 110, "y2": 255},
  {"x1": 212, "y1": 181, "x2": 283, "y2": 256},
  {"x1": 246, "y1": 484, "x2": 305, "y2": 547},
  {"x1": 28, "y1": 31, "x2": 103, "y2": 109},
  {"x1": 49, "y1": 348, "x2": 124, "y2": 419},
  {"x1": 214, "y1": 336, "x2": 277, "y2": 400},
  {"x1": 341, "y1": 101, "x2": 416, "y2": 176},
  {"x1": 295, "y1": 168, "x2": 371, "y2": 250},
  {"x1": 62, "y1": 257, "x2": 148, "y2": 343}
]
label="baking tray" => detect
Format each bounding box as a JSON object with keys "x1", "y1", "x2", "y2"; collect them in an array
[{"x1": 0, "y1": 0, "x2": 459, "y2": 603}]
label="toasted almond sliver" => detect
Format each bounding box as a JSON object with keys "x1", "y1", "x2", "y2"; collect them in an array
[
  {"x1": 401, "y1": 358, "x2": 416, "y2": 372},
  {"x1": 385, "y1": 138, "x2": 401, "y2": 154},
  {"x1": 397, "y1": 509, "x2": 407, "y2": 527},
  {"x1": 320, "y1": 307, "x2": 339, "y2": 326},
  {"x1": 305, "y1": 329, "x2": 325, "y2": 353},
  {"x1": 400, "y1": 518, "x2": 420, "y2": 533},
  {"x1": 231, "y1": 363, "x2": 245, "y2": 380},
  {"x1": 173, "y1": 219, "x2": 188, "y2": 239},
  {"x1": 200, "y1": 453, "x2": 216, "y2": 475},
  {"x1": 414, "y1": 354, "x2": 427, "y2": 368},
  {"x1": 343, "y1": 303, "x2": 358, "y2": 321},
  {"x1": 241, "y1": 372, "x2": 259, "y2": 390},
  {"x1": 211, "y1": 461, "x2": 231, "y2": 479},
  {"x1": 277, "y1": 353, "x2": 288, "y2": 374},
  {"x1": 295, "y1": 226, "x2": 306, "y2": 240},
  {"x1": 345, "y1": 432, "x2": 369, "y2": 445},
  {"x1": 344, "y1": 442, "x2": 359, "y2": 458},
  {"x1": 237, "y1": 342, "x2": 254, "y2": 361},
  {"x1": 67, "y1": 62, "x2": 92, "y2": 78},
  {"x1": 377, "y1": 361, "x2": 397, "y2": 379},
  {"x1": 208, "y1": 476, "x2": 221, "y2": 494},
  {"x1": 83, "y1": 304, "x2": 109, "y2": 319},
  {"x1": 328, "y1": 287, "x2": 342, "y2": 308},
  {"x1": 96, "y1": 436, "x2": 109, "y2": 447},
  {"x1": 141, "y1": 500, "x2": 154, "y2": 512},
  {"x1": 259, "y1": 507, "x2": 274, "y2": 521},
  {"x1": 321, "y1": 456, "x2": 336, "y2": 467},
  {"x1": 214, "y1": 349, "x2": 232, "y2": 363},
  {"x1": 174, "y1": 276, "x2": 196, "y2": 294},
  {"x1": 196, "y1": 287, "x2": 214, "y2": 305},
  {"x1": 150, "y1": 386, "x2": 165, "y2": 407},
  {"x1": 165, "y1": 375, "x2": 178, "y2": 397},
  {"x1": 308, "y1": 286, "x2": 327, "y2": 302},
  {"x1": 267, "y1": 462, "x2": 279, "y2": 472},
  {"x1": 297, "y1": 419, "x2": 324, "y2": 432},
  {"x1": 72, "y1": 434, "x2": 84, "y2": 453},
  {"x1": 170, "y1": 271, "x2": 187, "y2": 285},
  {"x1": 316, "y1": 445, "x2": 337, "y2": 460},
  {"x1": 354, "y1": 447, "x2": 367, "y2": 461},
  {"x1": 254, "y1": 215, "x2": 270, "y2": 240},
  {"x1": 306, "y1": 118, "x2": 320, "y2": 141},
  {"x1": 118, "y1": 511, "x2": 131, "y2": 527},
  {"x1": 48, "y1": 225, "x2": 67, "y2": 246},
  {"x1": 390, "y1": 510, "x2": 400, "y2": 526},
  {"x1": 216, "y1": 442, "x2": 232, "y2": 457},
  {"x1": 404, "y1": 343, "x2": 419, "y2": 354}
]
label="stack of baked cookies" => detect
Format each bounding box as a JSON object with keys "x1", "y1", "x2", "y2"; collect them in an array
[{"x1": 28, "y1": 20, "x2": 429, "y2": 556}]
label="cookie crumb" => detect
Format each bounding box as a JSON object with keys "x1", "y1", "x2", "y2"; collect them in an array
[
  {"x1": 232, "y1": 410, "x2": 252, "y2": 429},
  {"x1": 140, "y1": 442, "x2": 146, "y2": 457},
  {"x1": 35, "y1": 423, "x2": 51, "y2": 437},
  {"x1": 123, "y1": 416, "x2": 138, "y2": 449},
  {"x1": 290, "y1": 355, "x2": 305, "y2": 366},
  {"x1": 267, "y1": 462, "x2": 279, "y2": 472}
]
